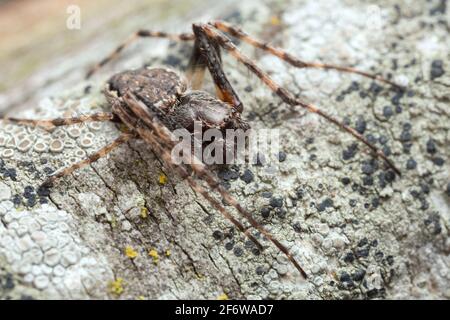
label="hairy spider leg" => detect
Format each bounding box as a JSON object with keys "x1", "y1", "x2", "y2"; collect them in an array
[
  {"x1": 121, "y1": 92, "x2": 308, "y2": 278},
  {"x1": 189, "y1": 26, "x2": 244, "y2": 113},
  {"x1": 86, "y1": 30, "x2": 195, "y2": 79},
  {"x1": 197, "y1": 23, "x2": 401, "y2": 176},
  {"x1": 1, "y1": 112, "x2": 117, "y2": 130},
  {"x1": 211, "y1": 20, "x2": 404, "y2": 90},
  {"x1": 111, "y1": 98, "x2": 265, "y2": 252},
  {"x1": 41, "y1": 133, "x2": 134, "y2": 187}
]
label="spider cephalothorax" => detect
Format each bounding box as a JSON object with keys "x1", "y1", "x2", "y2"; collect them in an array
[
  {"x1": 2, "y1": 21, "x2": 404, "y2": 279},
  {"x1": 107, "y1": 67, "x2": 248, "y2": 133}
]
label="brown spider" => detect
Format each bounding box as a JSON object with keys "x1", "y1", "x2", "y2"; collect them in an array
[{"x1": 2, "y1": 21, "x2": 404, "y2": 279}]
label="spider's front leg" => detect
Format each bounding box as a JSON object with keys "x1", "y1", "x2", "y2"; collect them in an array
[
  {"x1": 211, "y1": 20, "x2": 404, "y2": 89},
  {"x1": 194, "y1": 23, "x2": 401, "y2": 176}
]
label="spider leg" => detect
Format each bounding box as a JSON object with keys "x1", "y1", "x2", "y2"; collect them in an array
[
  {"x1": 186, "y1": 39, "x2": 207, "y2": 90},
  {"x1": 86, "y1": 30, "x2": 195, "y2": 79},
  {"x1": 120, "y1": 93, "x2": 308, "y2": 278},
  {"x1": 195, "y1": 23, "x2": 401, "y2": 176},
  {"x1": 2, "y1": 112, "x2": 118, "y2": 130},
  {"x1": 211, "y1": 20, "x2": 404, "y2": 90},
  {"x1": 189, "y1": 27, "x2": 244, "y2": 113},
  {"x1": 41, "y1": 133, "x2": 133, "y2": 187}
]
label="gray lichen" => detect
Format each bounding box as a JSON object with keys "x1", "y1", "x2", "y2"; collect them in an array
[{"x1": 0, "y1": 0, "x2": 449, "y2": 299}]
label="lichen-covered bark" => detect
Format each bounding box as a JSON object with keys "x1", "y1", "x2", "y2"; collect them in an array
[{"x1": 0, "y1": 0, "x2": 449, "y2": 299}]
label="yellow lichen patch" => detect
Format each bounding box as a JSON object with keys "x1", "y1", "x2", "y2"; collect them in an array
[
  {"x1": 217, "y1": 293, "x2": 229, "y2": 300},
  {"x1": 165, "y1": 249, "x2": 171, "y2": 257},
  {"x1": 148, "y1": 248, "x2": 159, "y2": 264},
  {"x1": 140, "y1": 207, "x2": 149, "y2": 219},
  {"x1": 270, "y1": 16, "x2": 281, "y2": 26},
  {"x1": 125, "y1": 246, "x2": 138, "y2": 259},
  {"x1": 158, "y1": 173, "x2": 167, "y2": 185},
  {"x1": 110, "y1": 278, "x2": 124, "y2": 296},
  {"x1": 118, "y1": 123, "x2": 131, "y2": 133},
  {"x1": 137, "y1": 295, "x2": 145, "y2": 300}
]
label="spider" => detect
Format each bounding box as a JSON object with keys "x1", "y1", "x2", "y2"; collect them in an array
[{"x1": 2, "y1": 21, "x2": 403, "y2": 279}]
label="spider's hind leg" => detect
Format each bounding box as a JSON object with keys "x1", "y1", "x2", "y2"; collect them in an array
[
  {"x1": 42, "y1": 133, "x2": 133, "y2": 187},
  {"x1": 86, "y1": 30, "x2": 195, "y2": 79},
  {"x1": 2, "y1": 112, "x2": 118, "y2": 130}
]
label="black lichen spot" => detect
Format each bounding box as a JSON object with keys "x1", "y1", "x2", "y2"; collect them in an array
[
  {"x1": 369, "y1": 82, "x2": 383, "y2": 95},
  {"x1": 352, "y1": 269, "x2": 366, "y2": 282},
  {"x1": 3, "y1": 168, "x2": 17, "y2": 181},
  {"x1": 275, "y1": 208, "x2": 287, "y2": 219},
  {"x1": 293, "y1": 222, "x2": 302, "y2": 233},
  {"x1": 432, "y1": 157, "x2": 444, "y2": 166},
  {"x1": 371, "y1": 239, "x2": 378, "y2": 247},
  {"x1": 383, "y1": 106, "x2": 394, "y2": 119},
  {"x1": 355, "y1": 117, "x2": 367, "y2": 134},
  {"x1": 371, "y1": 197, "x2": 380, "y2": 208},
  {"x1": 382, "y1": 145, "x2": 392, "y2": 156},
  {"x1": 355, "y1": 248, "x2": 370, "y2": 258},
  {"x1": 341, "y1": 177, "x2": 351, "y2": 185},
  {"x1": 317, "y1": 198, "x2": 333, "y2": 212},
  {"x1": 218, "y1": 168, "x2": 240, "y2": 181},
  {"x1": 269, "y1": 197, "x2": 283, "y2": 208},
  {"x1": 424, "y1": 213, "x2": 442, "y2": 235},
  {"x1": 366, "y1": 133, "x2": 377, "y2": 145},
  {"x1": 361, "y1": 160, "x2": 378, "y2": 175},
  {"x1": 225, "y1": 241, "x2": 234, "y2": 251},
  {"x1": 212, "y1": 230, "x2": 224, "y2": 240},
  {"x1": 391, "y1": 91, "x2": 404, "y2": 106},
  {"x1": 374, "y1": 251, "x2": 384, "y2": 262},
  {"x1": 399, "y1": 129, "x2": 411, "y2": 142},
  {"x1": 342, "y1": 143, "x2": 358, "y2": 160},
  {"x1": 379, "y1": 135, "x2": 388, "y2": 145},
  {"x1": 367, "y1": 289, "x2": 381, "y2": 299},
  {"x1": 349, "y1": 199, "x2": 357, "y2": 207},
  {"x1": 277, "y1": 151, "x2": 287, "y2": 162},
  {"x1": 233, "y1": 246, "x2": 244, "y2": 257},
  {"x1": 406, "y1": 158, "x2": 417, "y2": 170},
  {"x1": 26, "y1": 195, "x2": 37, "y2": 207},
  {"x1": 386, "y1": 255, "x2": 395, "y2": 266},
  {"x1": 43, "y1": 167, "x2": 55, "y2": 175},
  {"x1": 2, "y1": 274, "x2": 15, "y2": 290},
  {"x1": 162, "y1": 55, "x2": 182, "y2": 67},
  {"x1": 358, "y1": 238, "x2": 368, "y2": 247},
  {"x1": 84, "y1": 85, "x2": 92, "y2": 94},
  {"x1": 339, "y1": 272, "x2": 354, "y2": 288},
  {"x1": 240, "y1": 169, "x2": 254, "y2": 184},
  {"x1": 430, "y1": 0, "x2": 447, "y2": 15},
  {"x1": 309, "y1": 154, "x2": 317, "y2": 161},
  {"x1": 343, "y1": 252, "x2": 355, "y2": 263},
  {"x1": 12, "y1": 194, "x2": 22, "y2": 206},
  {"x1": 261, "y1": 191, "x2": 272, "y2": 198},
  {"x1": 446, "y1": 182, "x2": 450, "y2": 197},
  {"x1": 385, "y1": 170, "x2": 396, "y2": 183},
  {"x1": 244, "y1": 85, "x2": 253, "y2": 92},
  {"x1": 362, "y1": 176, "x2": 374, "y2": 186},
  {"x1": 256, "y1": 266, "x2": 265, "y2": 275},
  {"x1": 426, "y1": 138, "x2": 437, "y2": 154},
  {"x1": 430, "y1": 60, "x2": 445, "y2": 80},
  {"x1": 260, "y1": 207, "x2": 271, "y2": 218}
]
